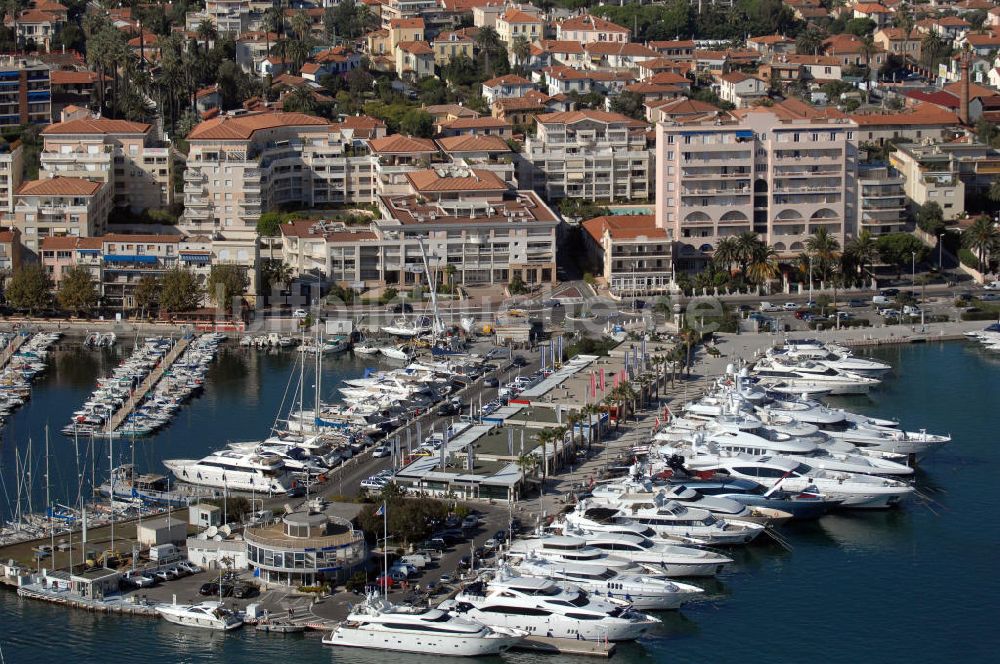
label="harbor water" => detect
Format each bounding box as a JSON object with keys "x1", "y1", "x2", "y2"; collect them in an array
[{"x1": 1, "y1": 341, "x2": 999, "y2": 663}]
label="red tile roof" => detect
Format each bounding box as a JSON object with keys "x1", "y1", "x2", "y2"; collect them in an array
[
  {"x1": 42, "y1": 117, "x2": 150, "y2": 135},
  {"x1": 406, "y1": 168, "x2": 507, "y2": 193},
  {"x1": 49, "y1": 70, "x2": 100, "y2": 85},
  {"x1": 18, "y1": 177, "x2": 103, "y2": 196},
  {"x1": 483, "y1": 74, "x2": 533, "y2": 87},
  {"x1": 436, "y1": 135, "x2": 511, "y2": 152},
  {"x1": 367, "y1": 134, "x2": 439, "y2": 154},
  {"x1": 188, "y1": 112, "x2": 330, "y2": 140},
  {"x1": 582, "y1": 215, "x2": 666, "y2": 243},
  {"x1": 558, "y1": 14, "x2": 629, "y2": 34}
]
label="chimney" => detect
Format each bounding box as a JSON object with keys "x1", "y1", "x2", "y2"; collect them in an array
[{"x1": 959, "y1": 49, "x2": 970, "y2": 126}]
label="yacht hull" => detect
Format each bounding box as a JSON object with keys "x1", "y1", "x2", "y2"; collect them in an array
[{"x1": 322, "y1": 626, "x2": 521, "y2": 655}]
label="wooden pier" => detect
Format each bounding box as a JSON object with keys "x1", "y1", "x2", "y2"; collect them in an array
[
  {"x1": 107, "y1": 337, "x2": 191, "y2": 432},
  {"x1": 0, "y1": 333, "x2": 27, "y2": 371}
]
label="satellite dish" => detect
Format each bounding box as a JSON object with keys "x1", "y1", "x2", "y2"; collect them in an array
[
  {"x1": 205, "y1": 525, "x2": 218, "y2": 538},
  {"x1": 213, "y1": 535, "x2": 223, "y2": 542},
  {"x1": 219, "y1": 524, "x2": 233, "y2": 537}
]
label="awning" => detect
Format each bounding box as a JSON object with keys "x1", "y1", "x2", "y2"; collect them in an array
[
  {"x1": 180, "y1": 253, "x2": 211, "y2": 263},
  {"x1": 735, "y1": 130, "x2": 754, "y2": 138},
  {"x1": 77, "y1": 249, "x2": 99, "y2": 254},
  {"x1": 103, "y1": 255, "x2": 157, "y2": 264}
]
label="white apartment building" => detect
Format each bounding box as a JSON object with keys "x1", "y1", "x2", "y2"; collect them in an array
[
  {"x1": 181, "y1": 112, "x2": 377, "y2": 240},
  {"x1": 522, "y1": 110, "x2": 653, "y2": 202},
  {"x1": 656, "y1": 108, "x2": 858, "y2": 256},
  {"x1": 40, "y1": 116, "x2": 173, "y2": 214},
  {"x1": 380, "y1": 0, "x2": 439, "y2": 28},
  {"x1": 14, "y1": 177, "x2": 113, "y2": 254},
  {"x1": 0, "y1": 141, "x2": 24, "y2": 220},
  {"x1": 889, "y1": 142, "x2": 967, "y2": 220},
  {"x1": 280, "y1": 167, "x2": 561, "y2": 289},
  {"x1": 857, "y1": 165, "x2": 908, "y2": 236},
  {"x1": 186, "y1": 0, "x2": 250, "y2": 36}
]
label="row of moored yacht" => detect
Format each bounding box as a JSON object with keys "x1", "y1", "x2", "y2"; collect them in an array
[{"x1": 0, "y1": 332, "x2": 60, "y2": 427}]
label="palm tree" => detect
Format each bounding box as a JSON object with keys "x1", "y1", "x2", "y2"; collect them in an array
[
  {"x1": 921, "y1": 31, "x2": 944, "y2": 68},
  {"x1": 805, "y1": 227, "x2": 841, "y2": 282},
  {"x1": 734, "y1": 231, "x2": 761, "y2": 276},
  {"x1": 281, "y1": 87, "x2": 318, "y2": 114},
  {"x1": 713, "y1": 236, "x2": 740, "y2": 275},
  {"x1": 844, "y1": 229, "x2": 879, "y2": 283},
  {"x1": 962, "y1": 216, "x2": 1000, "y2": 273},
  {"x1": 290, "y1": 10, "x2": 312, "y2": 41},
  {"x1": 196, "y1": 19, "x2": 217, "y2": 54},
  {"x1": 746, "y1": 243, "x2": 780, "y2": 286},
  {"x1": 988, "y1": 176, "x2": 1000, "y2": 204},
  {"x1": 510, "y1": 35, "x2": 531, "y2": 68}
]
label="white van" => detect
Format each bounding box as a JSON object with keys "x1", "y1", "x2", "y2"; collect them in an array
[{"x1": 759, "y1": 302, "x2": 781, "y2": 312}]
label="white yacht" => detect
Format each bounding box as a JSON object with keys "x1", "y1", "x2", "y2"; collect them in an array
[
  {"x1": 381, "y1": 317, "x2": 433, "y2": 338},
  {"x1": 323, "y1": 594, "x2": 522, "y2": 656},
  {"x1": 162, "y1": 449, "x2": 292, "y2": 493},
  {"x1": 354, "y1": 342, "x2": 381, "y2": 355},
  {"x1": 380, "y1": 345, "x2": 417, "y2": 362},
  {"x1": 155, "y1": 601, "x2": 243, "y2": 630},
  {"x1": 445, "y1": 573, "x2": 659, "y2": 641},
  {"x1": 751, "y1": 357, "x2": 881, "y2": 395},
  {"x1": 687, "y1": 454, "x2": 914, "y2": 509},
  {"x1": 508, "y1": 533, "x2": 730, "y2": 577},
  {"x1": 570, "y1": 503, "x2": 765, "y2": 546},
  {"x1": 767, "y1": 343, "x2": 892, "y2": 376},
  {"x1": 513, "y1": 557, "x2": 703, "y2": 610}
]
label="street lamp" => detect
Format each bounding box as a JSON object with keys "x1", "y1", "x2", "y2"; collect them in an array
[
  {"x1": 808, "y1": 256, "x2": 814, "y2": 304},
  {"x1": 911, "y1": 250, "x2": 916, "y2": 287}
]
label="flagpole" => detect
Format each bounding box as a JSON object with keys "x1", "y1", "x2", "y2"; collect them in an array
[{"x1": 383, "y1": 501, "x2": 388, "y2": 598}]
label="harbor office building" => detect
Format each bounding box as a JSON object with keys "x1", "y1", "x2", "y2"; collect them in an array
[{"x1": 244, "y1": 511, "x2": 366, "y2": 587}]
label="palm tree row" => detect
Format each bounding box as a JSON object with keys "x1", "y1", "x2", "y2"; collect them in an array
[{"x1": 962, "y1": 216, "x2": 1000, "y2": 274}]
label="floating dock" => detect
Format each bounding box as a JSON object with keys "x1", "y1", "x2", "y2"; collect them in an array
[
  {"x1": 106, "y1": 337, "x2": 190, "y2": 432},
  {"x1": 513, "y1": 635, "x2": 616, "y2": 657},
  {"x1": 0, "y1": 333, "x2": 27, "y2": 371}
]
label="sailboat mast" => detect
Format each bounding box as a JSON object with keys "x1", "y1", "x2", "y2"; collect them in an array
[{"x1": 26, "y1": 437, "x2": 32, "y2": 516}]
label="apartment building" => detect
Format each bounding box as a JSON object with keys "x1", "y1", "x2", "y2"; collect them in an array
[
  {"x1": 186, "y1": 0, "x2": 249, "y2": 36},
  {"x1": 280, "y1": 220, "x2": 381, "y2": 285},
  {"x1": 522, "y1": 110, "x2": 653, "y2": 202},
  {"x1": 0, "y1": 141, "x2": 24, "y2": 219},
  {"x1": 857, "y1": 164, "x2": 909, "y2": 236},
  {"x1": 496, "y1": 9, "x2": 544, "y2": 45},
  {"x1": 39, "y1": 115, "x2": 173, "y2": 213},
  {"x1": 888, "y1": 141, "x2": 1000, "y2": 220},
  {"x1": 582, "y1": 214, "x2": 674, "y2": 295},
  {"x1": 555, "y1": 14, "x2": 630, "y2": 44},
  {"x1": 0, "y1": 227, "x2": 22, "y2": 273},
  {"x1": 181, "y1": 112, "x2": 377, "y2": 240},
  {"x1": 0, "y1": 56, "x2": 50, "y2": 129},
  {"x1": 14, "y1": 177, "x2": 113, "y2": 255},
  {"x1": 656, "y1": 107, "x2": 858, "y2": 256},
  {"x1": 380, "y1": 0, "x2": 438, "y2": 28}
]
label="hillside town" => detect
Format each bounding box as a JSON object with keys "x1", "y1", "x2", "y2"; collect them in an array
[{"x1": 0, "y1": 0, "x2": 998, "y2": 317}]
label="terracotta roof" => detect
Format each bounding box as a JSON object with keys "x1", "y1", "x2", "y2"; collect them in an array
[
  {"x1": 545, "y1": 65, "x2": 591, "y2": 81},
  {"x1": 584, "y1": 42, "x2": 659, "y2": 58},
  {"x1": 943, "y1": 80, "x2": 999, "y2": 99},
  {"x1": 934, "y1": 16, "x2": 971, "y2": 27},
  {"x1": 694, "y1": 50, "x2": 729, "y2": 60},
  {"x1": 646, "y1": 72, "x2": 689, "y2": 85},
  {"x1": 389, "y1": 17, "x2": 425, "y2": 29},
  {"x1": 625, "y1": 82, "x2": 683, "y2": 95},
  {"x1": 438, "y1": 0, "x2": 497, "y2": 9},
  {"x1": 785, "y1": 54, "x2": 843, "y2": 66},
  {"x1": 436, "y1": 135, "x2": 511, "y2": 152},
  {"x1": 11, "y1": 9, "x2": 58, "y2": 23},
  {"x1": 337, "y1": 115, "x2": 386, "y2": 132},
  {"x1": 40, "y1": 236, "x2": 80, "y2": 251},
  {"x1": 749, "y1": 34, "x2": 793, "y2": 45},
  {"x1": 439, "y1": 116, "x2": 511, "y2": 130},
  {"x1": 537, "y1": 40, "x2": 585, "y2": 54},
  {"x1": 405, "y1": 168, "x2": 507, "y2": 193},
  {"x1": 823, "y1": 34, "x2": 867, "y2": 53},
  {"x1": 433, "y1": 31, "x2": 473, "y2": 43},
  {"x1": 648, "y1": 40, "x2": 695, "y2": 49},
  {"x1": 719, "y1": 72, "x2": 762, "y2": 84},
  {"x1": 188, "y1": 112, "x2": 330, "y2": 140},
  {"x1": 195, "y1": 85, "x2": 218, "y2": 99},
  {"x1": 558, "y1": 14, "x2": 629, "y2": 34},
  {"x1": 300, "y1": 63, "x2": 321, "y2": 74},
  {"x1": 424, "y1": 104, "x2": 480, "y2": 118},
  {"x1": 75, "y1": 237, "x2": 103, "y2": 250},
  {"x1": 500, "y1": 9, "x2": 544, "y2": 23},
  {"x1": 965, "y1": 33, "x2": 1000, "y2": 47},
  {"x1": 367, "y1": 134, "x2": 438, "y2": 154},
  {"x1": 849, "y1": 104, "x2": 960, "y2": 126},
  {"x1": 648, "y1": 97, "x2": 721, "y2": 115},
  {"x1": 536, "y1": 110, "x2": 646, "y2": 127},
  {"x1": 483, "y1": 74, "x2": 533, "y2": 87},
  {"x1": 853, "y1": 3, "x2": 891, "y2": 13},
  {"x1": 18, "y1": 177, "x2": 102, "y2": 196},
  {"x1": 42, "y1": 117, "x2": 150, "y2": 137},
  {"x1": 493, "y1": 95, "x2": 549, "y2": 112},
  {"x1": 49, "y1": 70, "x2": 99, "y2": 85},
  {"x1": 397, "y1": 41, "x2": 434, "y2": 55},
  {"x1": 582, "y1": 215, "x2": 666, "y2": 243},
  {"x1": 876, "y1": 27, "x2": 919, "y2": 41},
  {"x1": 0, "y1": 229, "x2": 18, "y2": 243}
]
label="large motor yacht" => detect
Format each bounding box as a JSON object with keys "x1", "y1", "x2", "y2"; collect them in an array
[
  {"x1": 162, "y1": 449, "x2": 292, "y2": 493},
  {"x1": 444, "y1": 573, "x2": 659, "y2": 641},
  {"x1": 323, "y1": 594, "x2": 522, "y2": 656},
  {"x1": 751, "y1": 357, "x2": 881, "y2": 395}
]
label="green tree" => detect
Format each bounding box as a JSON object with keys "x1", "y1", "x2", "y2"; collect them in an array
[
  {"x1": 260, "y1": 259, "x2": 293, "y2": 296},
  {"x1": 796, "y1": 26, "x2": 825, "y2": 55},
  {"x1": 510, "y1": 35, "x2": 532, "y2": 67},
  {"x1": 5, "y1": 264, "x2": 52, "y2": 314},
  {"x1": 281, "y1": 87, "x2": 319, "y2": 115},
  {"x1": 844, "y1": 229, "x2": 879, "y2": 282},
  {"x1": 845, "y1": 18, "x2": 876, "y2": 37},
  {"x1": 962, "y1": 216, "x2": 1000, "y2": 273},
  {"x1": 207, "y1": 264, "x2": 250, "y2": 312},
  {"x1": 713, "y1": 236, "x2": 740, "y2": 274},
  {"x1": 609, "y1": 91, "x2": 645, "y2": 120},
  {"x1": 399, "y1": 108, "x2": 434, "y2": 138},
  {"x1": 196, "y1": 19, "x2": 217, "y2": 54},
  {"x1": 876, "y1": 232, "x2": 927, "y2": 278},
  {"x1": 160, "y1": 267, "x2": 202, "y2": 313},
  {"x1": 257, "y1": 211, "x2": 284, "y2": 236},
  {"x1": 290, "y1": 10, "x2": 312, "y2": 41},
  {"x1": 988, "y1": 176, "x2": 1000, "y2": 204},
  {"x1": 746, "y1": 243, "x2": 780, "y2": 286},
  {"x1": 916, "y1": 201, "x2": 946, "y2": 235},
  {"x1": 57, "y1": 265, "x2": 98, "y2": 316},
  {"x1": 806, "y1": 227, "x2": 842, "y2": 282},
  {"x1": 134, "y1": 275, "x2": 160, "y2": 317},
  {"x1": 508, "y1": 273, "x2": 528, "y2": 295}
]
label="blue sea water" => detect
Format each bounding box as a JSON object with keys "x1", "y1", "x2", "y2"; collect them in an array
[{"x1": 1, "y1": 341, "x2": 999, "y2": 663}]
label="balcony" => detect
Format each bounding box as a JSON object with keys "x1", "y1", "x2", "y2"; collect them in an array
[{"x1": 184, "y1": 169, "x2": 205, "y2": 182}]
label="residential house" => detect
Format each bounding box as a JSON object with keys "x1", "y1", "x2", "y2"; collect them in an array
[
  {"x1": 495, "y1": 9, "x2": 544, "y2": 46},
  {"x1": 785, "y1": 55, "x2": 844, "y2": 82},
  {"x1": 436, "y1": 134, "x2": 516, "y2": 184},
  {"x1": 436, "y1": 116, "x2": 512, "y2": 138},
  {"x1": 852, "y1": 3, "x2": 893, "y2": 27},
  {"x1": 582, "y1": 214, "x2": 673, "y2": 295},
  {"x1": 747, "y1": 34, "x2": 796, "y2": 58},
  {"x1": 535, "y1": 40, "x2": 587, "y2": 69},
  {"x1": 583, "y1": 42, "x2": 660, "y2": 71},
  {"x1": 645, "y1": 97, "x2": 724, "y2": 124},
  {"x1": 555, "y1": 14, "x2": 630, "y2": 44},
  {"x1": 822, "y1": 34, "x2": 886, "y2": 68},
  {"x1": 395, "y1": 41, "x2": 436, "y2": 80},
  {"x1": 647, "y1": 40, "x2": 695, "y2": 60},
  {"x1": 874, "y1": 27, "x2": 922, "y2": 61},
  {"x1": 5, "y1": 9, "x2": 64, "y2": 52},
  {"x1": 49, "y1": 69, "x2": 99, "y2": 120},
  {"x1": 432, "y1": 31, "x2": 474, "y2": 66},
  {"x1": 491, "y1": 90, "x2": 558, "y2": 126},
  {"x1": 717, "y1": 72, "x2": 768, "y2": 108},
  {"x1": 890, "y1": 140, "x2": 1000, "y2": 217},
  {"x1": 235, "y1": 31, "x2": 280, "y2": 75},
  {"x1": 481, "y1": 74, "x2": 535, "y2": 105},
  {"x1": 424, "y1": 104, "x2": 480, "y2": 124},
  {"x1": 541, "y1": 66, "x2": 592, "y2": 96},
  {"x1": 915, "y1": 16, "x2": 971, "y2": 41},
  {"x1": 959, "y1": 32, "x2": 1000, "y2": 59},
  {"x1": 388, "y1": 17, "x2": 424, "y2": 51},
  {"x1": 849, "y1": 104, "x2": 960, "y2": 145}
]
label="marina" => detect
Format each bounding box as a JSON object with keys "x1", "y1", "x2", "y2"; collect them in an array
[{"x1": 0, "y1": 322, "x2": 996, "y2": 663}]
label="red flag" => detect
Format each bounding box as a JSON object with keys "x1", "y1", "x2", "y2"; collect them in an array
[
  {"x1": 600, "y1": 369, "x2": 606, "y2": 392},
  {"x1": 590, "y1": 371, "x2": 597, "y2": 398},
  {"x1": 654, "y1": 417, "x2": 661, "y2": 431}
]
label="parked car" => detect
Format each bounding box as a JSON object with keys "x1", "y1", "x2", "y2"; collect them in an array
[
  {"x1": 782, "y1": 302, "x2": 799, "y2": 310},
  {"x1": 371, "y1": 446, "x2": 390, "y2": 458},
  {"x1": 872, "y1": 295, "x2": 893, "y2": 306},
  {"x1": 462, "y1": 515, "x2": 479, "y2": 530},
  {"x1": 835, "y1": 312, "x2": 853, "y2": 320},
  {"x1": 131, "y1": 574, "x2": 156, "y2": 588},
  {"x1": 483, "y1": 376, "x2": 499, "y2": 388},
  {"x1": 984, "y1": 281, "x2": 1000, "y2": 291},
  {"x1": 292, "y1": 309, "x2": 307, "y2": 318},
  {"x1": 794, "y1": 310, "x2": 811, "y2": 320},
  {"x1": 511, "y1": 356, "x2": 527, "y2": 368},
  {"x1": 199, "y1": 582, "x2": 220, "y2": 596},
  {"x1": 177, "y1": 561, "x2": 201, "y2": 574},
  {"x1": 759, "y1": 302, "x2": 781, "y2": 312},
  {"x1": 438, "y1": 574, "x2": 454, "y2": 584},
  {"x1": 881, "y1": 288, "x2": 900, "y2": 297},
  {"x1": 154, "y1": 570, "x2": 173, "y2": 582},
  {"x1": 233, "y1": 584, "x2": 258, "y2": 599},
  {"x1": 902, "y1": 305, "x2": 922, "y2": 316},
  {"x1": 848, "y1": 299, "x2": 866, "y2": 308}
]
